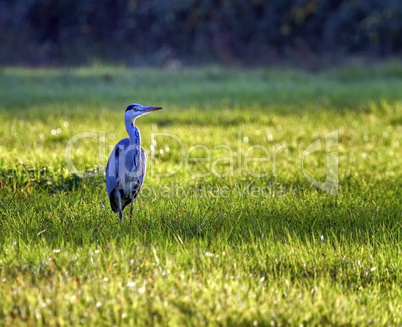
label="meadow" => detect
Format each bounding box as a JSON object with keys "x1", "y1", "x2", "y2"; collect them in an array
[{"x1": 0, "y1": 62, "x2": 401, "y2": 326}]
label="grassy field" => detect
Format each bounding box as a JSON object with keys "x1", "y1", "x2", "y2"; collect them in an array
[{"x1": 0, "y1": 62, "x2": 401, "y2": 326}]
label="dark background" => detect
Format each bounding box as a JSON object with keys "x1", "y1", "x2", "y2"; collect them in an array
[{"x1": 1, "y1": 0, "x2": 401, "y2": 67}]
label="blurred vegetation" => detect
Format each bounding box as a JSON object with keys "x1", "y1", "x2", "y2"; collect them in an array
[{"x1": 1, "y1": 0, "x2": 401, "y2": 66}]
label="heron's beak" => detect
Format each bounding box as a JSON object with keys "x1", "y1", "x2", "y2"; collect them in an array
[{"x1": 142, "y1": 106, "x2": 162, "y2": 112}]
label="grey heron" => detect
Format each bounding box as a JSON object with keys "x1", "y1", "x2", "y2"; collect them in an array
[{"x1": 106, "y1": 103, "x2": 162, "y2": 223}]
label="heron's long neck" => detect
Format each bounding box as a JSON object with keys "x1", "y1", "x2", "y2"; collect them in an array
[{"x1": 125, "y1": 118, "x2": 141, "y2": 145}]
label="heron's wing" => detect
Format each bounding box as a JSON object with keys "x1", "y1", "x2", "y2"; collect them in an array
[
  {"x1": 106, "y1": 138, "x2": 130, "y2": 212},
  {"x1": 117, "y1": 142, "x2": 145, "y2": 211},
  {"x1": 122, "y1": 146, "x2": 145, "y2": 201}
]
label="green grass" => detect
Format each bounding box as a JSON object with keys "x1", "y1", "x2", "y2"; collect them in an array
[{"x1": 0, "y1": 62, "x2": 401, "y2": 326}]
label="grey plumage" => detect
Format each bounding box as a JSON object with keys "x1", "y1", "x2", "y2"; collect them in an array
[
  {"x1": 106, "y1": 103, "x2": 162, "y2": 223},
  {"x1": 106, "y1": 138, "x2": 145, "y2": 213}
]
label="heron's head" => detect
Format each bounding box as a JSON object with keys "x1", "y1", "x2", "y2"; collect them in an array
[{"x1": 125, "y1": 103, "x2": 162, "y2": 121}]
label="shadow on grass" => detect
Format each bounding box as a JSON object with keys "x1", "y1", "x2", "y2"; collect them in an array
[{"x1": 0, "y1": 165, "x2": 101, "y2": 194}]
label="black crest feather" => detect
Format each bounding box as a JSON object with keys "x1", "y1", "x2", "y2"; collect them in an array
[{"x1": 126, "y1": 104, "x2": 135, "y2": 112}]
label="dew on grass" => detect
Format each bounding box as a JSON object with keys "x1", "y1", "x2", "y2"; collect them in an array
[
  {"x1": 266, "y1": 133, "x2": 273, "y2": 142},
  {"x1": 37, "y1": 229, "x2": 46, "y2": 236}
]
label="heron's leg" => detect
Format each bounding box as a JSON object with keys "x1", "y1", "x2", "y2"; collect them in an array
[
  {"x1": 129, "y1": 199, "x2": 134, "y2": 218},
  {"x1": 116, "y1": 190, "x2": 123, "y2": 224}
]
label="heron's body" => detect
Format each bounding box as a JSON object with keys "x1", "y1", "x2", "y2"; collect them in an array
[
  {"x1": 106, "y1": 137, "x2": 146, "y2": 213},
  {"x1": 106, "y1": 104, "x2": 162, "y2": 223}
]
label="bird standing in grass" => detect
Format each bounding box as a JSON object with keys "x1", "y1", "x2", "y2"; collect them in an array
[{"x1": 106, "y1": 104, "x2": 162, "y2": 223}]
